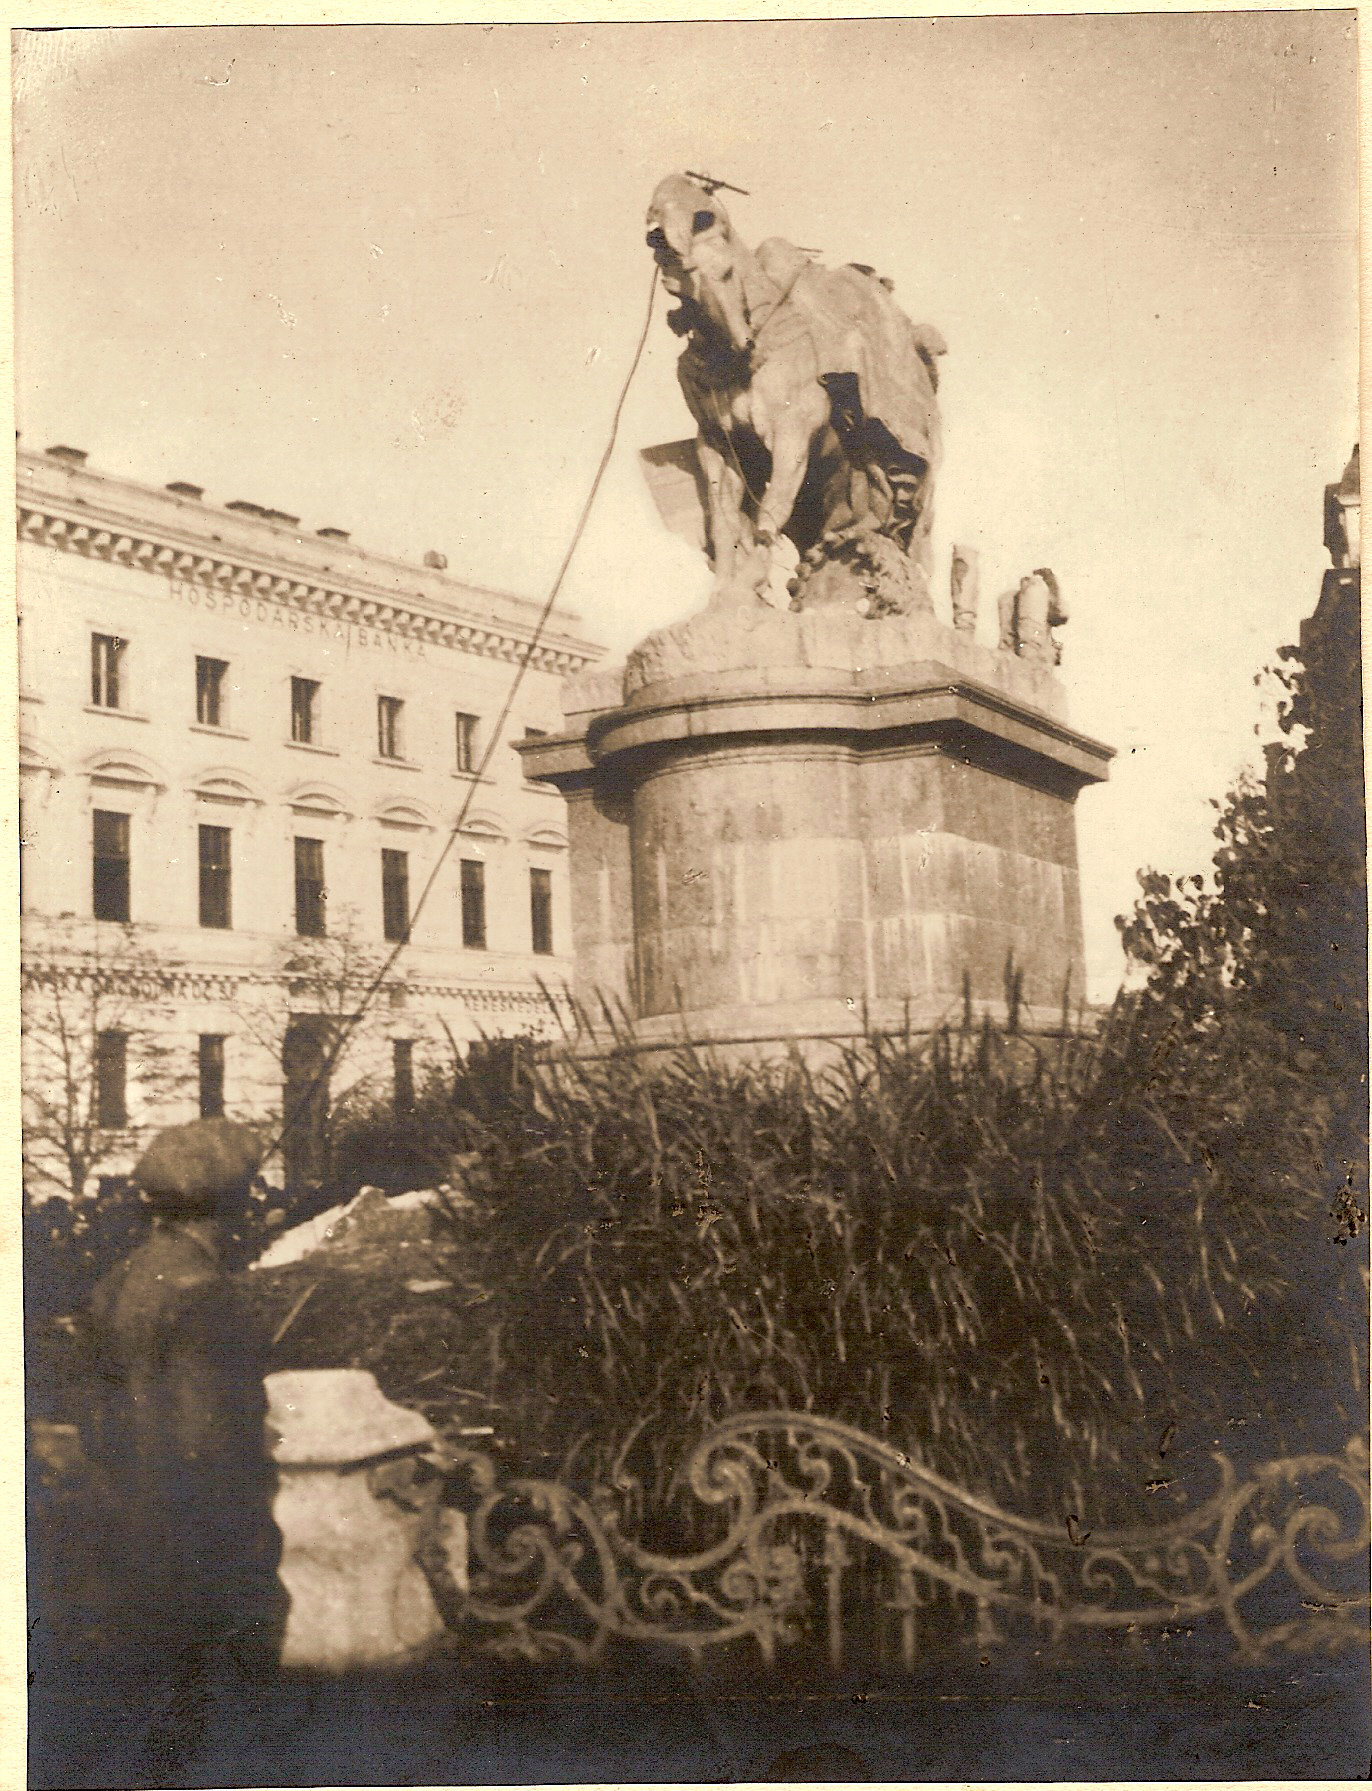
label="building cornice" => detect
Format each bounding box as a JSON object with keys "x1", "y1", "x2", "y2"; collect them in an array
[
  {"x1": 20, "y1": 932, "x2": 572, "y2": 1014},
  {"x1": 17, "y1": 452, "x2": 602, "y2": 676}
]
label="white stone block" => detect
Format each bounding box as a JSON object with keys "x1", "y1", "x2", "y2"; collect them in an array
[{"x1": 265, "y1": 1368, "x2": 463, "y2": 1671}]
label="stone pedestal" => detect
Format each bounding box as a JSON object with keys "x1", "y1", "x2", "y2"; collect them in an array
[{"x1": 521, "y1": 604, "x2": 1112, "y2": 1050}]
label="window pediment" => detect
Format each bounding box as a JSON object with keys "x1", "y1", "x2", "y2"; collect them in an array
[
  {"x1": 287, "y1": 781, "x2": 351, "y2": 820},
  {"x1": 457, "y1": 808, "x2": 509, "y2": 843},
  {"x1": 193, "y1": 768, "x2": 264, "y2": 808},
  {"x1": 19, "y1": 737, "x2": 59, "y2": 780},
  {"x1": 377, "y1": 798, "x2": 436, "y2": 832},
  {"x1": 83, "y1": 748, "x2": 166, "y2": 793},
  {"x1": 524, "y1": 823, "x2": 568, "y2": 850}
]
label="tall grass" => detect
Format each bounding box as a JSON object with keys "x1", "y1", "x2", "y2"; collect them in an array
[{"x1": 427, "y1": 999, "x2": 1358, "y2": 1524}]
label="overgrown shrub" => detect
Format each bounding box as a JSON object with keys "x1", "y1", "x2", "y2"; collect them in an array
[
  {"x1": 325, "y1": 1039, "x2": 538, "y2": 1197},
  {"x1": 416, "y1": 994, "x2": 1359, "y2": 1525}
]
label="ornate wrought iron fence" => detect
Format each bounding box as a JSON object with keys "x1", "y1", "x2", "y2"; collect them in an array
[{"x1": 422, "y1": 1414, "x2": 1370, "y2": 1671}]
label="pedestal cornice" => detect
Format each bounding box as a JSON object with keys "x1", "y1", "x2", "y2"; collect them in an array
[{"x1": 522, "y1": 663, "x2": 1114, "y2": 797}]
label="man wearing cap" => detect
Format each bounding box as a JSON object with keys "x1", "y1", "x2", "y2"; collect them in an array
[{"x1": 84, "y1": 1118, "x2": 288, "y2": 1761}]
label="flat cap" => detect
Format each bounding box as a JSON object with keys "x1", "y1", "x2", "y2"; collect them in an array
[{"x1": 134, "y1": 1118, "x2": 262, "y2": 1206}]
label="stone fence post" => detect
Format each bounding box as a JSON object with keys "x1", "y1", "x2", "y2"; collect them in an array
[{"x1": 266, "y1": 1367, "x2": 467, "y2": 1671}]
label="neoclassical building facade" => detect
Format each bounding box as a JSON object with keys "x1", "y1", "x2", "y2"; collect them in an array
[{"x1": 18, "y1": 445, "x2": 601, "y2": 1192}]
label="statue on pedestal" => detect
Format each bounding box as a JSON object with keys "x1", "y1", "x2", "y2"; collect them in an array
[
  {"x1": 645, "y1": 173, "x2": 945, "y2": 616},
  {"x1": 997, "y1": 568, "x2": 1068, "y2": 665},
  {"x1": 950, "y1": 543, "x2": 980, "y2": 633}
]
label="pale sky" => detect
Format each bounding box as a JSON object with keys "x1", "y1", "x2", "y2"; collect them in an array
[{"x1": 13, "y1": 14, "x2": 1360, "y2": 999}]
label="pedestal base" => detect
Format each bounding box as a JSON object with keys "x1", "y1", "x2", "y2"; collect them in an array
[{"x1": 522, "y1": 607, "x2": 1112, "y2": 1051}]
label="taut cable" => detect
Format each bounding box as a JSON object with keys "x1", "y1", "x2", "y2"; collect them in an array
[{"x1": 260, "y1": 265, "x2": 661, "y2": 1171}]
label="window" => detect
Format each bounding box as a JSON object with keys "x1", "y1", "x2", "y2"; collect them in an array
[
  {"x1": 377, "y1": 695, "x2": 404, "y2": 760},
  {"x1": 393, "y1": 1039, "x2": 415, "y2": 1116},
  {"x1": 95, "y1": 1031, "x2": 128, "y2": 1129},
  {"x1": 198, "y1": 1035, "x2": 226, "y2": 1119},
  {"x1": 198, "y1": 824, "x2": 232, "y2": 929},
  {"x1": 455, "y1": 712, "x2": 478, "y2": 774},
  {"x1": 291, "y1": 676, "x2": 320, "y2": 744},
  {"x1": 294, "y1": 836, "x2": 327, "y2": 936},
  {"x1": 92, "y1": 810, "x2": 130, "y2": 921},
  {"x1": 530, "y1": 867, "x2": 553, "y2": 956},
  {"x1": 195, "y1": 656, "x2": 229, "y2": 728},
  {"x1": 91, "y1": 634, "x2": 126, "y2": 709},
  {"x1": 460, "y1": 858, "x2": 486, "y2": 949},
  {"x1": 381, "y1": 847, "x2": 410, "y2": 943}
]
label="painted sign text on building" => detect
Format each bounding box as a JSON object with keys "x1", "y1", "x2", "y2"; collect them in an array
[{"x1": 167, "y1": 578, "x2": 430, "y2": 658}]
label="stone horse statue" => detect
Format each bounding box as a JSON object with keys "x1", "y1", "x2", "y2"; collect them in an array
[{"x1": 646, "y1": 173, "x2": 946, "y2": 612}]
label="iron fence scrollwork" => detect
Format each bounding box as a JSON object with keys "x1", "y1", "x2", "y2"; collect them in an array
[{"x1": 421, "y1": 1414, "x2": 1370, "y2": 1669}]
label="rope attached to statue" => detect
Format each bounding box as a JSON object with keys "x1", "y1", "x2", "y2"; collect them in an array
[{"x1": 258, "y1": 264, "x2": 661, "y2": 1172}]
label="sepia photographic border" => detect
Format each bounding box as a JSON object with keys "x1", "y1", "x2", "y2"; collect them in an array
[{"x1": 5, "y1": 1, "x2": 1366, "y2": 1786}]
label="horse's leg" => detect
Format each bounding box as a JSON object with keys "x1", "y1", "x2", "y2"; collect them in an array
[
  {"x1": 752, "y1": 383, "x2": 831, "y2": 557},
  {"x1": 698, "y1": 433, "x2": 752, "y2": 583}
]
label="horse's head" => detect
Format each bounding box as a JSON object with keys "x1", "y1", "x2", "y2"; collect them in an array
[{"x1": 646, "y1": 174, "x2": 758, "y2": 359}]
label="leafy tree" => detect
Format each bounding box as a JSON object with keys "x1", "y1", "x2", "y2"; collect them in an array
[
  {"x1": 1118, "y1": 571, "x2": 1366, "y2": 1226},
  {"x1": 1116, "y1": 569, "x2": 1366, "y2": 1459}
]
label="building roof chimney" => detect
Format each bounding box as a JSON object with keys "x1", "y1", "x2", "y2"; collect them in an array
[
  {"x1": 316, "y1": 526, "x2": 350, "y2": 542},
  {"x1": 44, "y1": 445, "x2": 88, "y2": 465},
  {"x1": 263, "y1": 509, "x2": 301, "y2": 527},
  {"x1": 226, "y1": 499, "x2": 272, "y2": 518},
  {"x1": 423, "y1": 550, "x2": 448, "y2": 571},
  {"x1": 165, "y1": 481, "x2": 204, "y2": 500}
]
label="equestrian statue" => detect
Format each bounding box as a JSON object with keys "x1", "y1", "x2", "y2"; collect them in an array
[{"x1": 645, "y1": 172, "x2": 946, "y2": 614}]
